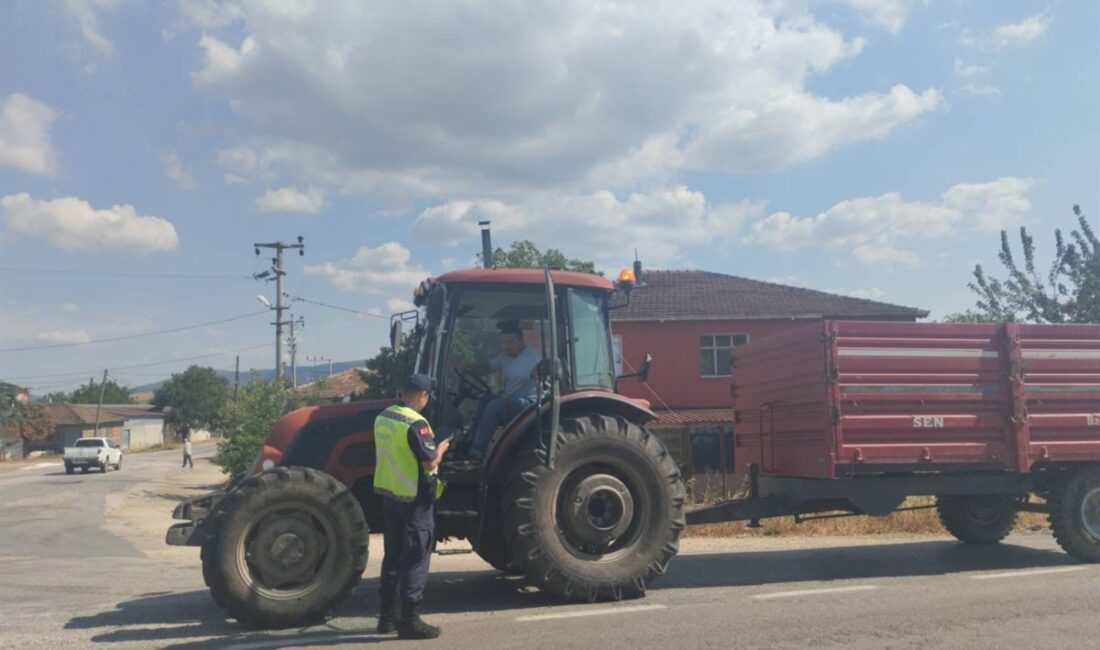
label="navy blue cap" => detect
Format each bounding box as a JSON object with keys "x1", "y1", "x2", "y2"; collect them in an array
[{"x1": 403, "y1": 374, "x2": 433, "y2": 393}]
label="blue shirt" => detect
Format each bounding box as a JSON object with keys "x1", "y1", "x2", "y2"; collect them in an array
[{"x1": 491, "y1": 346, "x2": 540, "y2": 400}]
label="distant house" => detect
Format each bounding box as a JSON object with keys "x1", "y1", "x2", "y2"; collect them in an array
[
  {"x1": 610, "y1": 269, "x2": 928, "y2": 477},
  {"x1": 37, "y1": 403, "x2": 127, "y2": 453},
  {"x1": 1, "y1": 382, "x2": 32, "y2": 459},
  {"x1": 1, "y1": 382, "x2": 29, "y2": 405},
  {"x1": 296, "y1": 368, "x2": 369, "y2": 403}
]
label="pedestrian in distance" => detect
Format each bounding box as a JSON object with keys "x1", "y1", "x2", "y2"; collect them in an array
[
  {"x1": 182, "y1": 437, "x2": 193, "y2": 468},
  {"x1": 373, "y1": 374, "x2": 451, "y2": 639}
]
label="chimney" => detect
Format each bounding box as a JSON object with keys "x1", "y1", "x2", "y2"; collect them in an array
[
  {"x1": 479, "y1": 221, "x2": 493, "y2": 269},
  {"x1": 633, "y1": 259, "x2": 643, "y2": 284}
]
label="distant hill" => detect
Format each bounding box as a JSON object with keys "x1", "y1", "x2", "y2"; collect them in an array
[{"x1": 132, "y1": 360, "x2": 367, "y2": 392}]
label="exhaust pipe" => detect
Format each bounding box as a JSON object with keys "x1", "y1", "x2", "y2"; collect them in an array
[{"x1": 479, "y1": 220, "x2": 493, "y2": 269}]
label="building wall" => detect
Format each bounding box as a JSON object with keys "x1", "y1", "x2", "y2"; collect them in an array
[
  {"x1": 612, "y1": 318, "x2": 820, "y2": 409},
  {"x1": 122, "y1": 418, "x2": 166, "y2": 450}
]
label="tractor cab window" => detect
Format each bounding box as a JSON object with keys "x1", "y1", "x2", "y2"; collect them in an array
[
  {"x1": 567, "y1": 289, "x2": 614, "y2": 390},
  {"x1": 437, "y1": 288, "x2": 548, "y2": 432}
]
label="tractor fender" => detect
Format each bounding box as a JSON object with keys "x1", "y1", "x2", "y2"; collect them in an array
[{"x1": 484, "y1": 390, "x2": 656, "y2": 484}]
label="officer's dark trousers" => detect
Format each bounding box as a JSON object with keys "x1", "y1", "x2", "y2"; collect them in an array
[{"x1": 379, "y1": 496, "x2": 434, "y2": 604}]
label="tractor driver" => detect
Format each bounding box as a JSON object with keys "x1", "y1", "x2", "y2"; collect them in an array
[{"x1": 462, "y1": 321, "x2": 541, "y2": 460}]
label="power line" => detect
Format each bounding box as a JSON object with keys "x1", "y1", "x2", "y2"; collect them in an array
[
  {"x1": 0, "y1": 266, "x2": 253, "y2": 280},
  {"x1": 0, "y1": 311, "x2": 269, "y2": 352},
  {"x1": 294, "y1": 296, "x2": 390, "y2": 320},
  {"x1": 8, "y1": 343, "x2": 275, "y2": 389},
  {"x1": 2, "y1": 343, "x2": 274, "y2": 381}
]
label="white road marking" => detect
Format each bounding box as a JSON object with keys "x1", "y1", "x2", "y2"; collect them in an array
[
  {"x1": 226, "y1": 633, "x2": 388, "y2": 650},
  {"x1": 515, "y1": 604, "x2": 667, "y2": 622},
  {"x1": 970, "y1": 566, "x2": 1092, "y2": 580},
  {"x1": 752, "y1": 585, "x2": 881, "y2": 601}
]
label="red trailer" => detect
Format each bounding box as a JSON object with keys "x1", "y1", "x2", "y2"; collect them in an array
[{"x1": 687, "y1": 320, "x2": 1100, "y2": 562}]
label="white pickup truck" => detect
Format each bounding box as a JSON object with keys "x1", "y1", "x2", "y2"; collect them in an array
[{"x1": 63, "y1": 437, "x2": 123, "y2": 474}]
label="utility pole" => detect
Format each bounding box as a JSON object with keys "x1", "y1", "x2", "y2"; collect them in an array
[
  {"x1": 92, "y1": 369, "x2": 108, "y2": 436},
  {"x1": 287, "y1": 315, "x2": 304, "y2": 388},
  {"x1": 307, "y1": 355, "x2": 332, "y2": 380},
  {"x1": 254, "y1": 237, "x2": 304, "y2": 382},
  {"x1": 234, "y1": 355, "x2": 240, "y2": 403}
]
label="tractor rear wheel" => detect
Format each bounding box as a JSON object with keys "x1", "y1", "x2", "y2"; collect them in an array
[
  {"x1": 1048, "y1": 467, "x2": 1100, "y2": 563},
  {"x1": 504, "y1": 414, "x2": 685, "y2": 601},
  {"x1": 937, "y1": 495, "x2": 1018, "y2": 545},
  {"x1": 474, "y1": 495, "x2": 524, "y2": 576},
  {"x1": 202, "y1": 467, "x2": 368, "y2": 628}
]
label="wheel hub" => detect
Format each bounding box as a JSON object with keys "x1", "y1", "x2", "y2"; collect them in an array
[
  {"x1": 964, "y1": 497, "x2": 1005, "y2": 524},
  {"x1": 1083, "y1": 487, "x2": 1100, "y2": 541},
  {"x1": 247, "y1": 512, "x2": 326, "y2": 588},
  {"x1": 562, "y1": 474, "x2": 634, "y2": 547}
]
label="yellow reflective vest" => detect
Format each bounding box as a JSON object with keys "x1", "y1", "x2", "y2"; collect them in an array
[{"x1": 373, "y1": 404, "x2": 443, "y2": 501}]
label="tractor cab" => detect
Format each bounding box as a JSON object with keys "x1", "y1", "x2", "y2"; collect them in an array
[{"x1": 394, "y1": 268, "x2": 629, "y2": 465}]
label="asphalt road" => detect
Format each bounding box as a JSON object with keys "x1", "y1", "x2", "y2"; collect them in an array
[{"x1": 1, "y1": 449, "x2": 1097, "y2": 650}]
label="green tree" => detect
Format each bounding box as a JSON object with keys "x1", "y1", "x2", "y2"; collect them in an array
[
  {"x1": 965, "y1": 205, "x2": 1099, "y2": 324},
  {"x1": 1, "y1": 400, "x2": 52, "y2": 442},
  {"x1": 354, "y1": 333, "x2": 418, "y2": 400},
  {"x1": 213, "y1": 374, "x2": 298, "y2": 477},
  {"x1": 483, "y1": 240, "x2": 599, "y2": 275},
  {"x1": 62, "y1": 378, "x2": 134, "y2": 405},
  {"x1": 153, "y1": 366, "x2": 229, "y2": 439}
]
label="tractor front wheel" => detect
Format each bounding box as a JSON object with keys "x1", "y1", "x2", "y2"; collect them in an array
[
  {"x1": 503, "y1": 414, "x2": 685, "y2": 601},
  {"x1": 202, "y1": 467, "x2": 368, "y2": 628}
]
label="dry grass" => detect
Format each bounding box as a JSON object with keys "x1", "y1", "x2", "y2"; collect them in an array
[{"x1": 683, "y1": 472, "x2": 1049, "y2": 538}]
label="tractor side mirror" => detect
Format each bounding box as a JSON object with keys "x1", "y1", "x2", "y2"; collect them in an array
[
  {"x1": 637, "y1": 353, "x2": 652, "y2": 382},
  {"x1": 389, "y1": 319, "x2": 403, "y2": 351},
  {"x1": 619, "y1": 353, "x2": 652, "y2": 382}
]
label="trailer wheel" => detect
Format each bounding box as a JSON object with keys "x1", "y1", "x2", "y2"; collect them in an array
[
  {"x1": 1048, "y1": 467, "x2": 1100, "y2": 563},
  {"x1": 203, "y1": 467, "x2": 368, "y2": 628},
  {"x1": 936, "y1": 495, "x2": 1018, "y2": 545},
  {"x1": 504, "y1": 414, "x2": 685, "y2": 601}
]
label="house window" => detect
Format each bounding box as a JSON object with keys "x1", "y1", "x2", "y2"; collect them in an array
[{"x1": 699, "y1": 334, "x2": 748, "y2": 377}]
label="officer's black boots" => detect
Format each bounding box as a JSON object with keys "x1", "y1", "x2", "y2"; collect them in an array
[
  {"x1": 398, "y1": 601, "x2": 441, "y2": 640},
  {"x1": 376, "y1": 596, "x2": 398, "y2": 634}
]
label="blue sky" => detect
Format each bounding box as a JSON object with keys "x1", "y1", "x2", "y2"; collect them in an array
[{"x1": 1, "y1": 0, "x2": 1097, "y2": 395}]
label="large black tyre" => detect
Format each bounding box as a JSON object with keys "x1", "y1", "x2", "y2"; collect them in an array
[
  {"x1": 504, "y1": 414, "x2": 685, "y2": 602},
  {"x1": 474, "y1": 496, "x2": 524, "y2": 576},
  {"x1": 937, "y1": 495, "x2": 1018, "y2": 545},
  {"x1": 1048, "y1": 467, "x2": 1100, "y2": 563},
  {"x1": 202, "y1": 467, "x2": 368, "y2": 628}
]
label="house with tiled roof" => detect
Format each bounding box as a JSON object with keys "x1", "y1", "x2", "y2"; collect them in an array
[
  {"x1": 609, "y1": 268, "x2": 927, "y2": 477},
  {"x1": 36, "y1": 403, "x2": 127, "y2": 453},
  {"x1": 295, "y1": 368, "x2": 369, "y2": 403}
]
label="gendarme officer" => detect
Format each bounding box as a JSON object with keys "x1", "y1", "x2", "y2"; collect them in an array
[{"x1": 373, "y1": 374, "x2": 450, "y2": 639}]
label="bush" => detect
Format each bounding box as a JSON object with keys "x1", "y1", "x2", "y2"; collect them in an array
[{"x1": 213, "y1": 375, "x2": 298, "y2": 477}]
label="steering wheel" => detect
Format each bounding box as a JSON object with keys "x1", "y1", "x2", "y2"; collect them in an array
[{"x1": 451, "y1": 368, "x2": 491, "y2": 407}]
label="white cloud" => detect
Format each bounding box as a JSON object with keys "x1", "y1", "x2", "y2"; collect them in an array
[
  {"x1": 743, "y1": 177, "x2": 1035, "y2": 266},
  {"x1": 0, "y1": 93, "x2": 60, "y2": 175},
  {"x1": 178, "y1": 0, "x2": 243, "y2": 29},
  {"x1": 953, "y1": 58, "x2": 988, "y2": 77},
  {"x1": 414, "y1": 187, "x2": 762, "y2": 268},
  {"x1": 188, "y1": 1, "x2": 941, "y2": 196},
  {"x1": 1, "y1": 193, "x2": 180, "y2": 253},
  {"x1": 62, "y1": 303, "x2": 79, "y2": 312},
  {"x1": 192, "y1": 35, "x2": 256, "y2": 86},
  {"x1": 827, "y1": 0, "x2": 926, "y2": 34},
  {"x1": 846, "y1": 287, "x2": 885, "y2": 300},
  {"x1": 305, "y1": 242, "x2": 430, "y2": 294},
  {"x1": 959, "y1": 10, "x2": 1054, "y2": 52},
  {"x1": 955, "y1": 83, "x2": 1001, "y2": 99},
  {"x1": 162, "y1": 152, "x2": 195, "y2": 190},
  {"x1": 37, "y1": 329, "x2": 91, "y2": 344},
  {"x1": 63, "y1": 0, "x2": 120, "y2": 56},
  {"x1": 255, "y1": 186, "x2": 324, "y2": 214},
  {"x1": 385, "y1": 298, "x2": 415, "y2": 312}
]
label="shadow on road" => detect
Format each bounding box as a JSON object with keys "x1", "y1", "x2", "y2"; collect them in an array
[
  {"x1": 65, "y1": 538, "x2": 1075, "y2": 648},
  {"x1": 653, "y1": 538, "x2": 1076, "y2": 590},
  {"x1": 64, "y1": 568, "x2": 551, "y2": 648}
]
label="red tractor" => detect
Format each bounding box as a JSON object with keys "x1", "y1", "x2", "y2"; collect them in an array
[{"x1": 167, "y1": 266, "x2": 685, "y2": 628}]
